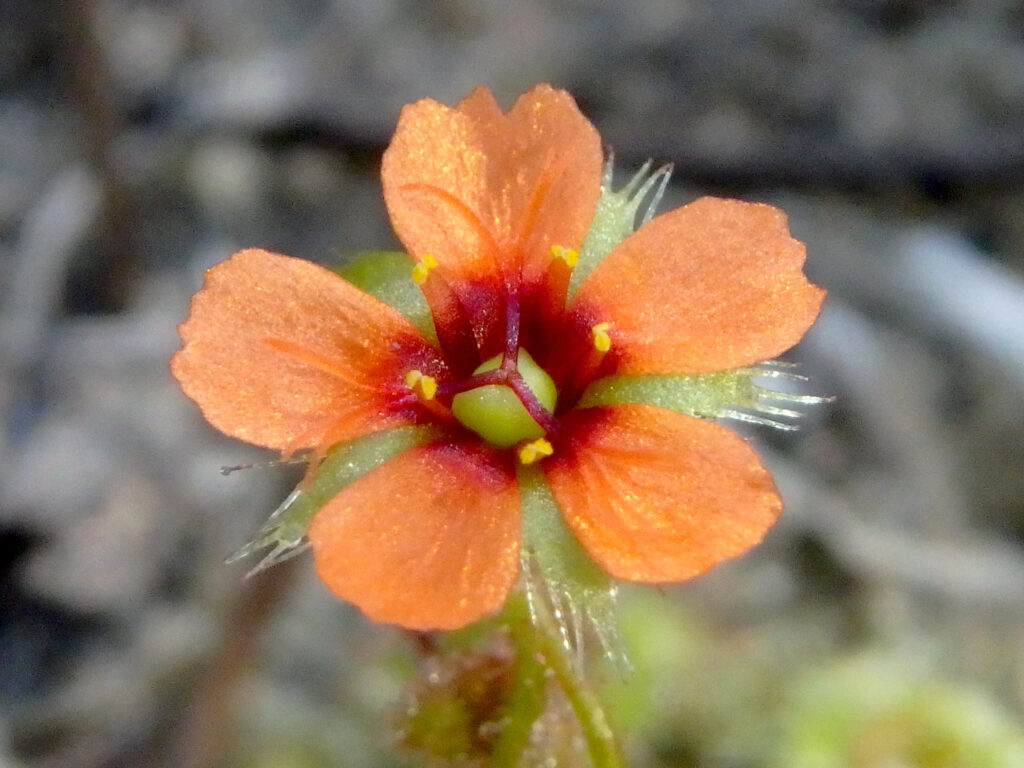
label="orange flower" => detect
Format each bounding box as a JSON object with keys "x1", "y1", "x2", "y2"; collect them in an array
[{"x1": 171, "y1": 85, "x2": 824, "y2": 630}]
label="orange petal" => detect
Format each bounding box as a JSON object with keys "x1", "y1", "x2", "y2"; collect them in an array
[
  {"x1": 544, "y1": 405, "x2": 781, "y2": 582},
  {"x1": 171, "y1": 249, "x2": 445, "y2": 454},
  {"x1": 569, "y1": 197, "x2": 825, "y2": 374},
  {"x1": 382, "y1": 85, "x2": 602, "y2": 350},
  {"x1": 308, "y1": 442, "x2": 520, "y2": 630}
]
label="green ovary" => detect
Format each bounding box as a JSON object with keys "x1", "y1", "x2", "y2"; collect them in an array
[{"x1": 451, "y1": 350, "x2": 557, "y2": 448}]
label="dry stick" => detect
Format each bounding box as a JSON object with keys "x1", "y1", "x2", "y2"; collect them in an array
[
  {"x1": 61, "y1": 0, "x2": 139, "y2": 312},
  {"x1": 172, "y1": 560, "x2": 300, "y2": 768}
]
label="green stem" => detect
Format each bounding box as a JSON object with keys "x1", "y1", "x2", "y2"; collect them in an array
[
  {"x1": 491, "y1": 597, "x2": 547, "y2": 768},
  {"x1": 503, "y1": 592, "x2": 626, "y2": 768}
]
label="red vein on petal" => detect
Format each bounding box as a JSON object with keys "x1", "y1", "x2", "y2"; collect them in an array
[
  {"x1": 260, "y1": 337, "x2": 375, "y2": 390},
  {"x1": 399, "y1": 183, "x2": 505, "y2": 275},
  {"x1": 575, "y1": 450, "x2": 661, "y2": 575},
  {"x1": 513, "y1": 149, "x2": 570, "y2": 257}
]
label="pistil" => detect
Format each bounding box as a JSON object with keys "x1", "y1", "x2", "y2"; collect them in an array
[{"x1": 449, "y1": 349, "x2": 559, "y2": 449}]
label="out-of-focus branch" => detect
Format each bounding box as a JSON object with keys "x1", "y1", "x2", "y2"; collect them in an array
[{"x1": 61, "y1": 0, "x2": 139, "y2": 313}]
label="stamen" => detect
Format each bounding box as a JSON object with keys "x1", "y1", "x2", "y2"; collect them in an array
[
  {"x1": 523, "y1": 244, "x2": 576, "y2": 346},
  {"x1": 591, "y1": 322, "x2": 612, "y2": 352},
  {"x1": 550, "y1": 244, "x2": 579, "y2": 268},
  {"x1": 551, "y1": 321, "x2": 615, "y2": 410},
  {"x1": 518, "y1": 437, "x2": 554, "y2": 465},
  {"x1": 404, "y1": 369, "x2": 438, "y2": 400},
  {"x1": 411, "y1": 253, "x2": 438, "y2": 285}
]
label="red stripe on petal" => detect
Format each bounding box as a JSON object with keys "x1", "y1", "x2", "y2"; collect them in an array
[
  {"x1": 382, "y1": 85, "x2": 602, "y2": 364},
  {"x1": 171, "y1": 249, "x2": 446, "y2": 455},
  {"x1": 545, "y1": 404, "x2": 781, "y2": 582},
  {"x1": 309, "y1": 441, "x2": 520, "y2": 630}
]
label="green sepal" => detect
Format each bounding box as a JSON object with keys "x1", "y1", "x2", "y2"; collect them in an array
[
  {"x1": 516, "y1": 463, "x2": 627, "y2": 670},
  {"x1": 337, "y1": 250, "x2": 437, "y2": 344},
  {"x1": 569, "y1": 159, "x2": 671, "y2": 297},
  {"x1": 579, "y1": 366, "x2": 831, "y2": 431},
  {"x1": 578, "y1": 370, "x2": 760, "y2": 417},
  {"x1": 229, "y1": 424, "x2": 441, "y2": 574}
]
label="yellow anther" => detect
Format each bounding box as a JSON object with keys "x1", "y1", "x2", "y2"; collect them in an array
[
  {"x1": 411, "y1": 253, "x2": 438, "y2": 285},
  {"x1": 549, "y1": 244, "x2": 579, "y2": 268},
  {"x1": 404, "y1": 369, "x2": 437, "y2": 400},
  {"x1": 591, "y1": 322, "x2": 612, "y2": 352},
  {"x1": 518, "y1": 437, "x2": 554, "y2": 465}
]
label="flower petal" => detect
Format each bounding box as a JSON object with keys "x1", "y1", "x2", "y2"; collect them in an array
[
  {"x1": 384, "y1": 84, "x2": 601, "y2": 280},
  {"x1": 382, "y1": 84, "x2": 602, "y2": 354},
  {"x1": 308, "y1": 442, "x2": 520, "y2": 630},
  {"x1": 171, "y1": 249, "x2": 445, "y2": 455},
  {"x1": 544, "y1": 404, "x2": 781, "y2": 582},
  {"x1": 569, "y1": 197, "x2": 825, "y2": 374}
]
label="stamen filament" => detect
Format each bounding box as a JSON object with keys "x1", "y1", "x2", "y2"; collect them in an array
[
  {"x1": 436, "y1": 368, "x2": 508, "y2": 398},
  {"x1": 503, "y1": 287, "x2": 522, "y2": 366},
  {"x1": 412, "y1": 263, "x2": 481, "y2": 375},
  {"x1": 554, "y1": 322, "x2": 614, "y2": 413}
]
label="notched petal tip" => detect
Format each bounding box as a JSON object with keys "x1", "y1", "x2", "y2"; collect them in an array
[
  {"x1": 455, "y1": 82, "x2": 503, "y2": 117},
  {"x1": 381, "y1": 83, "x2": 602, "y2": 294}
]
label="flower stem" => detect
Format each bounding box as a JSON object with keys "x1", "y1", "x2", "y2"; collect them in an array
[
  {"x1": 491, "y1": 607, "x2": 546, "y2": 767},
  {"x1": 503, "y1": 591, "x2": 626, "y2": 768}
]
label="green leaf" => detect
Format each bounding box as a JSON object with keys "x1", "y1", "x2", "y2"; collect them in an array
[
  {"x1": 337, "y1": 250, "x2": 437, "y2": 344},
  {"x1": 229, "y1": 425, "x2": 441, "y2": 574},
  {"x1": 516, "y1": 464, "x2": 626, "y2": 669},
  {"x1": 777, "y1": 654, "x2": 1024, "y2": 768}
]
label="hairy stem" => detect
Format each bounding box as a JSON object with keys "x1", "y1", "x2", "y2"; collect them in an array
[
  {"x1": 503, "y1": 591, "x2": 626, "y2": 768},
  {"x1": 491, "y1": 598, "x2": 547, "y2": 767}
]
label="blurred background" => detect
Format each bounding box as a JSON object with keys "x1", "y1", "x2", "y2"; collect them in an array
[{"x1": 2, "y1": 0, "x2": 1024, "y2": 766}]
